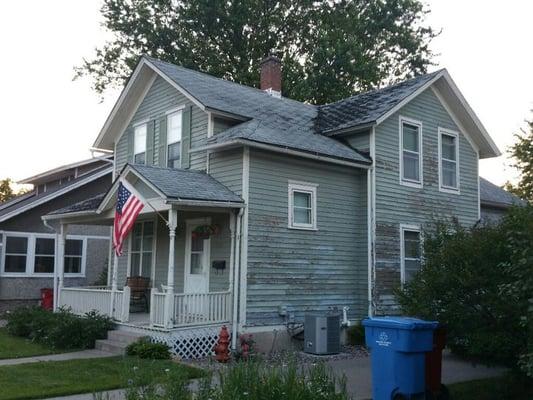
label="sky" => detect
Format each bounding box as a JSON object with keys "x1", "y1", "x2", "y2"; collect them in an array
[{"x1": 0, "y1": 0, "x2": 532, "y2": 188}]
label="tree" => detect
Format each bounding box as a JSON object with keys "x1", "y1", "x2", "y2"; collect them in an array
[
  {"x1": 505, "y1": 114, "x2": 533, "y2": 203},
  {"x1": 0, "y1": 178, "x2": 14, "y2": 203},
  {"x1": 76, "y1": 0, "x2": 438, "y2": 104}
]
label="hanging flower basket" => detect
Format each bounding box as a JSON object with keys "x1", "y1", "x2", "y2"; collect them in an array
[{"x1": 192, "y1": 224, "x2": 220, "y2": 239}]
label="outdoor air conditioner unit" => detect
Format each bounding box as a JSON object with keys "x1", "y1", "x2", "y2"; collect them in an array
[{"x1": 304, "y1": 312, "x2": 341, "y2": 355}]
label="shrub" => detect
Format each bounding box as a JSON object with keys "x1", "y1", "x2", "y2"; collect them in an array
[
  {"x1": 126, "y1": 337, "x2": 171, "y2": 359},
  {"x1": 346, "y1": 324, "x2": 365, "y2": 346},
  {"x1": 6, "y1": 306, "x2": 113, "y2": 350},
  {"x1": 396, "y1": 206, "x2": 533, "y2": 376}
]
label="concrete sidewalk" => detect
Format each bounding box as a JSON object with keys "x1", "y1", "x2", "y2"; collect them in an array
[
  {"x1": 0, "y1": 349, "x2": 115, "y2": 366},
  {"x1": 327, "y1": 352, "x2": 507, "y2": 400}
]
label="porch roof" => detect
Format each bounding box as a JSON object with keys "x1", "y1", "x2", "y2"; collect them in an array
[{"x1": 44, "y1": 165, "x2": 244, "y2": 220}]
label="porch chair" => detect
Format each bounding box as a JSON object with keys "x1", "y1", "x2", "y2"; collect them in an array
[{"x1": 126, "y1": 276, "x2": 151, "y2": 312}]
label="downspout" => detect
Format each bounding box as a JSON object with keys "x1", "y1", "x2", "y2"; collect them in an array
[
  {"x1": 42, "y1": 218, "x2": 59, "y2": 311},
  {"x1": 231, "y1": 208, "x2": 244, "y2": 349}
]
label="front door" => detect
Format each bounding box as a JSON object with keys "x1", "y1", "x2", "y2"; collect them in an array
[{"x1": 184, "y1": 219, "x2": 210, "y2": 293}]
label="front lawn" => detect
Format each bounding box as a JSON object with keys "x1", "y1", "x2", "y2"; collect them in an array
[
  {"x1": 0, "y1": 356, "x2": 203, "y2": 400},
  {"x1": 448, "y1": 374, "x2": 533, "y2": 400},
  {"x1": 0, "y1": 328, "x2": 58, "y2": 359}
]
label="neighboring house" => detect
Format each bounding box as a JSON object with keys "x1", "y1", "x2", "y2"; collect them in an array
[
  {"x1": 479, "y1": 177, "x2": 526, "y2": 222},
  {"x1": 0, "y1": 158, "x2": 112, "y2": 312},
  {"x1": 43, "y1": 55, "x2": 500, "y2": 357}
]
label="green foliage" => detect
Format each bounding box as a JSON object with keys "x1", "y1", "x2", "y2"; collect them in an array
[
  {"x1": 346, "y1": 324, "x2": 365, "y2": 346},
  {"x1": 126, "y1": 360, "x2": 349, "y2": 400},
  {"x1": 505, "y1": 114, "x2": 533, "y2": 203},
  {"x1": 5, "y1": 307, "x2": 114, "y2": 350},
  {"x1": 0, "y1": 178, "x2": 14, "y2": 203},
  {"x1": 396, "y1": 206, "x2": 533, "y2": 376},
  {"x1": 76, "y1": 0, "x2": 437, "y2": 104},
  {"x1": 126, "y1": 337, "x2": 171, "y2": 359}
]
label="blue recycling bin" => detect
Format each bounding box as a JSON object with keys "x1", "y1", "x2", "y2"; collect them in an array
[{"x1": 363, "y1": 317, "x2": 438, "y2": 400}]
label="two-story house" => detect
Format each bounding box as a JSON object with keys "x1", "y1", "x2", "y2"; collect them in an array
[
  {"x1": 0, "y1": 157, "x2": 112, "y2": 312},
  {"x1": 43, "y1": 55, "x2": 500, "y2": 358}
]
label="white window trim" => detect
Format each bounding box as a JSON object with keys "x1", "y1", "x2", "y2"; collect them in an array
[
  {"x1": 438, "y1": 127, "x2": 461, "y2": 194},
  {"x1": 166, "y1": 109, "x2": 183, "y2": 168},
  {"x1": 399, "y1": 116, "x2": 423, "y2": 188},
  {"x1": 288, "y1": 181, "x2": 318, "y2": 231},
  {"x1": 127, "y1": 218, "x2": 157, "y2": 280},
  {"x1": 0, "y1": 231, "x2": 88, "y2": 278},
  {"x1": 400, "y1": 224, "x2": 422, "y2": 285}
]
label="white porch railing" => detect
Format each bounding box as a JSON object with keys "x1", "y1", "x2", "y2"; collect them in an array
[
  {"x1": 151, "y1": 290, "x2": 232, "y2": 328},
  {"x1": 58, "y1": 286, "x2": 130, "y2": 322}
]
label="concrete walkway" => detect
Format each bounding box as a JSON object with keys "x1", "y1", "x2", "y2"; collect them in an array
[
  {"x1": 0, "y1": 349, "x2": 115, "y2": 366},
  {"x1": 327, "y1": 352, "x2": 508, "y2": 400}
]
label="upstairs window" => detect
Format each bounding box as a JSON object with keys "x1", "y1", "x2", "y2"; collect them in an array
[
  {"x1": 288, "y1": 181, "x2": 318, "y2": 230},
  {"x1": 400, "y1": 117, "x2": 423, "y2": 187},
  {"x1": 401, "y1": 225, "x2": 421, "y2": 284},
  {"x1": 439, "y1": 129, "x2": 459, "y2": 192},
  {"x1": 134, "y1": 123, "x2": 147, "y2": 164},
  {"x1": 167, "y1": 111, "x2": 182, "y2": 168}
]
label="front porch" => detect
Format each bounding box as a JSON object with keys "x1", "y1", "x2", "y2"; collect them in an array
[{"x1": 46, "y1": 164, "x2": 244, "y2": 333}]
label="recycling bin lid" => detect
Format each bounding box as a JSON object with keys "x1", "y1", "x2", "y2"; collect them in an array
[{"x1": 362, "y1": 316, "x2": 438, "y2": 330}]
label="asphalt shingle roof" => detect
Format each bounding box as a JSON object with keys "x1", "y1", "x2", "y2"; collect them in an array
[
  {"x1": 48, "y1": 193, "x2": 106, "y2": 215},
  {"x1": 130, "y1": 164, "x2": 243, "y2": 203},
  {"x1": 146, "y1": 56, "x2": 371, "y2": 164},
  {"x1": 0, "y1": 165, "x2": 112, "y2": 221},
  {"x1": 317, "y1": 70, "x2": 443, "y2": 134},
  {"x1": 479, "y1": 177, "x2": 526, "y2": 208}
]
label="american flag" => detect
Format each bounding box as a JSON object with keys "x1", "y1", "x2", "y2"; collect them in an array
[{"x1": 113, "y1": 182, "x2": 144, "y2": 256}]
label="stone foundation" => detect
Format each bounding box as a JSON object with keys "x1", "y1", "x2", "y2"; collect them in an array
[{"x1": 0, "y1": 299, "x2": 39, "y2": 315}]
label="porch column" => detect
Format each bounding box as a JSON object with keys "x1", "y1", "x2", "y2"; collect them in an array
[
  {"x1": 55, "y1": 223, "x2": 67, "y2": 311},
  {"x1": 164, "y1": 209, "x2": 178, "y2": 328},
  {"x1": 228, "y1": 211, "x2": 237, "y2": 349}
]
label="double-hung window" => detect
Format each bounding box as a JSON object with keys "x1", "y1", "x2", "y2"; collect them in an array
[
  {"x1": 133, "y1": 123, "x2": 147, "y2": 164},
  {"x1": 129, "y1": 221, "x2": 154, "y2": 278},
  {"x1": 400, "y1": 225, "x2": 421, "y2": 284},
  {"x1": 400, "y1": 117, "x2": 423, "y2": 187},
  {"x1": 167, "y1": 111, "x2": 182, "y2": 168},
  {"x1": 288, "y1": 181, "x2": 318, "y2": 230},
  {"x1": 34, "y1": 237, "x2": 55, "y2": 273},
  {"x1": 439, "y1": 128, "x2": 460, "y2": 192},
  {"x1": 64, "y1": 239, "x2": 84, "y2": 274},
  {"x1": 4, "y1": 236, "x2": 28, "y2": 273}
]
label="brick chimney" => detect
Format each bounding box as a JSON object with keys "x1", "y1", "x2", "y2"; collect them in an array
[{"x1": 260, "y1": 55, "x2": 281, "y2": 97}]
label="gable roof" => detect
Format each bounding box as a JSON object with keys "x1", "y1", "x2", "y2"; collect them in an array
[
  {"x1": 0, "y1": 165, "x2": 112, "y2": 223},
  {"x1": 95, "y1": 56, "x2": 500, "y2": 164},
  {"x1": 479, "y1": 177, "x2": 526, "y2": 209}
]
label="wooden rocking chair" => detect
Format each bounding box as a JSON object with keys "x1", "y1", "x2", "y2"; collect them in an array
[{"x1": 126, "y1": 276, "x2": 150, "y2": 312}]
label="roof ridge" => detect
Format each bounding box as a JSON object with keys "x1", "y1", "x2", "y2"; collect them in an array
[
  {"x1": 143, "y1": 55, "x2": 315, "y2": 109},
  {"x1": 319, "y1": 69, "x2": 445, "y2": 109}
]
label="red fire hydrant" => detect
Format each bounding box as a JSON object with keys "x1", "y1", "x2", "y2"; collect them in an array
[{"x1": 214, "y1": 325, "x2": 230, "y2": 363}]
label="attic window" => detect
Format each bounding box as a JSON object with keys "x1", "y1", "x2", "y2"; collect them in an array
[{"x1": 134, "y1": 123, "x2": 147, "y2": 164}]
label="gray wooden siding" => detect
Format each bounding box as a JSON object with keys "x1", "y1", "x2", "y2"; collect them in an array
[
  {"x1": 213, "y1": 117, "x2": 239, "y2": 135},
  {"x1": 372, "y1": 88, "x2": 479, "y2": 312},
  {"x1": 346, "y1": 131, "x2": 371, "y2": 153},
  {"x1": 114, "y1": 76, "x2": 209, "y2": 174},
  {"x1": 114, "y1": 211, "x2": 231, "y2": 293},
  {"x1": 246, "y1": 149, "x2": 368, "y2": 326},
  {"x1": 209, "y1": 149, "x2": 243, "y2": 196}
]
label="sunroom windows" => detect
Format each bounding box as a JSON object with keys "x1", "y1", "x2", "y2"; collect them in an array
[
  {"x1": 439, "y1": 128, "x2": 460, "y2": 192},
  {"x1": 0, "y1": 233, "x2": 86, "y2": 277},
  {"x1": 400, "y1": 117, "x2": 423, "y2": 187}
]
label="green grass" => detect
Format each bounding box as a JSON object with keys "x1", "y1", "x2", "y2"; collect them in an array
[
  {"x1": 0, "y1": 356, "x2": 203, "y2": 400},
  {"x1": 448, "y1": 374, "x2": 533, "y2": 400},
  {"x1": 0, "y1": 328, "x2": 59, "y2": 359}
]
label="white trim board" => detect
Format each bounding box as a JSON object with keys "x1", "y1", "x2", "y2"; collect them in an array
[
  {"x1": 399, "y1": 224, "x2": 422, "y2": 286},
  {"x1": 437, "y1": 127, "x2": 461, "y2": 195},
  {"x1": 238, "y1": 146, "x2": 250, "y2": 329},
  {"x1": 398, "y1": 115, "x2": 423, "y2": 188}
]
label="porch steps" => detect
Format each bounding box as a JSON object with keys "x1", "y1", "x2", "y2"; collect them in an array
[{"x1": 95, "y1": 330, "x2": 145, "y2": 355}]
